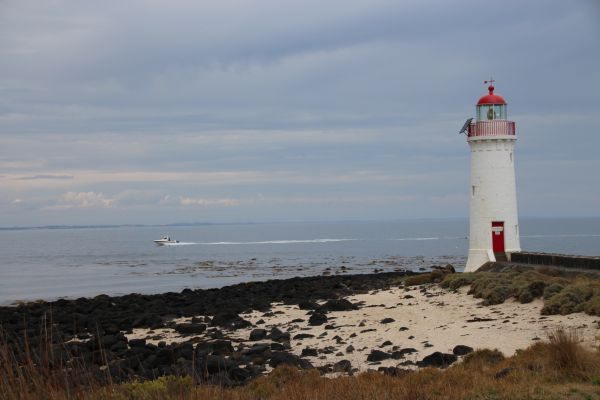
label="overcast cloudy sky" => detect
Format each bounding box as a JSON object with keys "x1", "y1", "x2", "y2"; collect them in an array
[{"x1": 1, "y1": 0, "x2": 599, "y2": 226}]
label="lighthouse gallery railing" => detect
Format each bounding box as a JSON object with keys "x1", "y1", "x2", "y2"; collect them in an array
[{"x1": 468, "y1": 120, "x2": 515, "y2": 137}]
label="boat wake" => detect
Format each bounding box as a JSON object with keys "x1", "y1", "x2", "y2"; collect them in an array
[
  {"x1": 161, "y1": 239, "x2": 357, "y2": 246},
  {"x1": 392, "y1": 236, "x2": 467, "y2": 241}
]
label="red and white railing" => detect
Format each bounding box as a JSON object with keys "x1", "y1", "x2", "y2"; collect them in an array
[{"x1": 468, "y1": 120, "x2": 516, "y2": 137}]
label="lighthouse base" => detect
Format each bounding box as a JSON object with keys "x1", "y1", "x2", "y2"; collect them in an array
[
  {"x1": 465, "y1": 249, "x2": 494, "y2": 272},
  {"x1": 465, "y1": 248, "x2": 520, "y2": 272}
]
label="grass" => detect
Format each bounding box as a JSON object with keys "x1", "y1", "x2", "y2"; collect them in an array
[
  {"x1": 3, "y1": 327, "x2": 600, "y2": 399},
  {"x1": 440, "y1": 268, "x2": 600, "y2": 316}
]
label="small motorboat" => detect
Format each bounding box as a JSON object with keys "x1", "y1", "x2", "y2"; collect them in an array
[{"x1": 153, "y1": 236, "x2": 179, "y2": 245}]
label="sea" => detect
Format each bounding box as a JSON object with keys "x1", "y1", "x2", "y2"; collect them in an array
[{"x1": 1, "y1": 217, "x2": 599, "y2": 305}]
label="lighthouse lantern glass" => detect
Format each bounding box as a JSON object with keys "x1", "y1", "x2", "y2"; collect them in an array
[{"x1": 477, "y1": 104, "x2": 506, "y2": 121}]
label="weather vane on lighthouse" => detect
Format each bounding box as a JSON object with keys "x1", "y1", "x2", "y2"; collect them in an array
[{"x1": 460, "y1": 79, "x2": 521, "y2": 272}]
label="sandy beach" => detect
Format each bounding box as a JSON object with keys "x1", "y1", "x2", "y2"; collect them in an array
[{"x1": 126, "y1": 282, "x2": 599, "y2": 374}]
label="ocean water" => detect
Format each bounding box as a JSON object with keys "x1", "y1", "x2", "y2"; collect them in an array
[{"x1": 0, "y1": 218, "x2": 599, "y2": 305}]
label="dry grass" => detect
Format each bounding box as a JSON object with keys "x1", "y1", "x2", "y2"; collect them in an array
[{"x1": 3, "y1": 327, "x2": 600, "y2": 400}]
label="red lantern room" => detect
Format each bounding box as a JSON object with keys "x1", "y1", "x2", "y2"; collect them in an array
[
  {"x1": 476, "y1": 85, "x2": 507, "y2": 121},
  {"x1": 464, "y1": 80, "x2": 516, "y2": 138}
]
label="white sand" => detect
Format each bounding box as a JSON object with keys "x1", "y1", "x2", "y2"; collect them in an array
[{"x1": 126, "y1": 284, "x2": 600, "y2": 372}]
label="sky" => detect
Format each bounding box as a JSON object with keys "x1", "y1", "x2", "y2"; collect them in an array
[{"x1": 1, "y1": 0, "x2": 599, "y2": 227}]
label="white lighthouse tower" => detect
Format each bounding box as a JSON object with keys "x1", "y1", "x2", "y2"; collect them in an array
[{"x1": 463, "y1": 80, "x2": 521, "y2": 272}]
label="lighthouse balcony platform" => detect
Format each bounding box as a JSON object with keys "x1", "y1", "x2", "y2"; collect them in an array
[{"x1": 468, "y1": 120, "x2": 515, "y2": 138}]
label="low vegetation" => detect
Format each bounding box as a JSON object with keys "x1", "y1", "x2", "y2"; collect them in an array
[
  {"x1": 440, "y1": 267, "x2": 600, "y2": 316},
  {"x1": 2, "y1": 328, "x2": 600, "y2": 400}
]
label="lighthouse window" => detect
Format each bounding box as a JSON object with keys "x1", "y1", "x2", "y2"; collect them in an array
[
  {"x1": 477, "y1": 105, "x2": 506, "y2": 120},
  {"x1": 510, "y1": 152, "x2": 513, "y2": 163},
  {"x1": 494, "y1": 105, "x2": 506, "y2": 119},
  {"x1": 472, "y1": 185, "x2": 476, "y2": 197}
]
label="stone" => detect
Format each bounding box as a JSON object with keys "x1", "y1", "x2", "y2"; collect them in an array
[
  {"x1": 345, "y1": 345, "x2": 355, "y2": 354},
  {"x1": 308, "y1": 312, "x2": 328, "y2": 326},
  {"x1": 380, "y1": 318, "x2": 395, "y2": 324},
  {"x1": 294, "y1": 333, "x2": 315, "y2": 340},
  {"x1": 367, "y1": 350, "x2": 391, "y2": 362},
  {"x1": 175, "y1": 323, "x2": 207, "y2": 335},
  {"x1": 211, "y1": 312, "x2": 251, "y2": 330},
  {"x1": 243, "y1": 344, "x2": 271, "y2": 356},
  {"x1": 452, "y1": 345, "x2": 474, "y2": 356},
  {"x1": 269, "y1": 352, "x2": 313, "y2": 369},
  {"x1": 298, "y1": 300, "x2": 319, "y2": 310},
  {"x1": 320, "y1": 299, "x2": 358, "y2": 312},
  {"x1": 269, "y1": 327, "x2": 291, "y2": 342},
  {"x1": 249, "y1": 329, "x2": 267, "y2": 341},
  {"x1": 417, "y1": 352, "x2": 457, "y2": 368},
  {"x1": 129, "y1": 339, "x2": 146, "y2": 347},
  {"x1": 301, "y1": 348, "x2": 318, "y2": 357},
  {"x1": 333, "y1": 359, "x2": 352, "y2": 373}
]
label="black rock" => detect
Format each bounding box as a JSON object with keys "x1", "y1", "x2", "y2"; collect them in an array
[
  {"x1": 367, "y1": 350, "x2": 391, "y2": 362},
  {"x1": 196, "y1": 340, "x2": 234, "y2": 356},
  {"x1": 175, "y1": 323, "x2": 207, "y2": 335},
  {"x1": 174, "y1": 342, "x2": 194, "y2": 360},
  {"x1": 269, "y1": 327, "x2": 291, "y2": 342},
  {"x1": 155, "y1": 348, "x2": 175, "y2": 366},
  {"x1": 202, "y1": 355, "x2": 237, "y2": 374},
  {"x1": 380, "y1": 318, "x2": 395, "y2": 324},
  {"x1": 129, "y1": 338, "x2": 146, "y2": 348},
  {"x1": 99, "y1": 334, "x2": 119, "y2": 348},
  {"x1": 380, "y1": 340, "x2": 393, "y2": 347},
  {"x1": 346, "y1": 345, "x2": 355, "y2": 353},
  {"x1": 243, "y1": 343, "x2": 271, "y2": 356},
  {"x1": 333, "y1": 359, "x2": 352, "y2": 373},
  {"x1": 399, "y1": 326, "x2": 409, "y2": 331},
  {"x1": 249, "y1": 329, "x2": 267, "y2": 341},
  {"x1": 319, "y1": 299, "x2": 358, "y2": 312},
  {"x1": 270, "y1": 342, "x2": 286, "y2": 351},
  {"x1": 293, "y1": 333, "x2": 315, "y2": 340},
  {"x1": 452, "y1": 345, "x2": 474, "y2": 356},
  {"x1": 211, "y1": 312, "x2": 251, "y2": 330},
  {"x1": 308, "y1": 312, "x2": 328, "y2": 326},
  {"x1": 417, "y1": 352, "x2": 457, "y2": 368},
  {"x1": 301, "y1": 348, "x2": 318, "y2": 357},
  {"x1": 399, "y1": 348, "x2": 418, "y2": 356},
  {"x1": 298, "y1": 301, "x2": 319, "y2": 310},
  {"x1": 269, "y1": 352, "x2": 313, "y2": 369}
]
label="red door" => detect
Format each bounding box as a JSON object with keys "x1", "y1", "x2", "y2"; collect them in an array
[{"x1": 492, "y1": 221, "x2": 505, "y2": 253}]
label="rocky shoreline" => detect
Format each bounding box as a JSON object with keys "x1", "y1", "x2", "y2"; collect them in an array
[
  {"x1": 2, "y1": 266, "x2": 598, "y2": 387},
  {"x1": 1, "y1": 270, "x2": 418, "y2": 385}
]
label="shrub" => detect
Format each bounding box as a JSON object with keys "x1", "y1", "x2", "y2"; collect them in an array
[
  {"x1": 462, "y1": 349, "x2": 505, "y2": 366},
  {"x1": 440, "y1": 273, "x2": 477, "y2": 290},
  {"x1": 404, "y1": 273, "x2": 433, "y2": 286},
  {"x1": 543, "y1": 283, "x2": 565, "y2": 300},
  {"x1": 542, "y1": 285, "x2": 595, "y2": 315},
  {"x1": 118, "y1": 376, "x2": 193, "y2": 399},
  {"x1": 583, "y1": 294, "x2": 600, "y2": 315}
]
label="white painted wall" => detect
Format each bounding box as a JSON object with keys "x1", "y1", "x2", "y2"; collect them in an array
[{"x1": 465, "y1": 135, "x2": 521, "y2": 272}]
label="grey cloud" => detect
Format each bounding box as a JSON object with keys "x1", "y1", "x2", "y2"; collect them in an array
[
  {"x1": 17, "y1": 174, "x2": 74, "y2": 180},
  {"x1": 0, "y1": 0, "x2": 598, "y2": 225}
]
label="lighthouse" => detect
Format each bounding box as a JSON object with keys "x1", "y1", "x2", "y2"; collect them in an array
[{"x1": 463, "y1": 80, "x2": 521, "y2": 272}]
